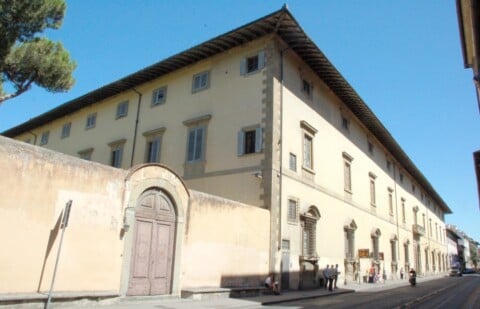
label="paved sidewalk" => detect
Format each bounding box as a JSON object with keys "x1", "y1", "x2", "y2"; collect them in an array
[{"x1": 70, "y1": 274, "x2": 447, "y2": 309}]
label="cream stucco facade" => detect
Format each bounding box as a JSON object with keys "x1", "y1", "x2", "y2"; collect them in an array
[{"x1": 2, "y1": 7, "x2": 451, "y2": 297}]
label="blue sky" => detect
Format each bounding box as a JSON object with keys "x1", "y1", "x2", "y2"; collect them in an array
[{"x1": 1, "y1": 1, "x2": 479, "y2": 241}]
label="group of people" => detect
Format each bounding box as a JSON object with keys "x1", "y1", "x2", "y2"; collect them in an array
[{"x1": 322, "y1": 264, "x2": 340, "y2": 291}]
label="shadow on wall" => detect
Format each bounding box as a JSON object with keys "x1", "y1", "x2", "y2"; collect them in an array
[
  {"x1": 220, "y1": 269, "x2": 324, "y2": 292},
  {"x1": 37, "y1": 210, "x2": 63, "y2": 292}
]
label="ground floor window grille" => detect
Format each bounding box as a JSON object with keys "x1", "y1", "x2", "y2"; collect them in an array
[{"x1": 301, "y1": 206, "x2": 320, "y2": 258}]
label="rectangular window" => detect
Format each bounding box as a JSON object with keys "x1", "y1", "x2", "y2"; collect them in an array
[
  {"x1": 152, "y1": 86, "x2": 167, "y2": 106},
  {"x1": 302, "y1": 218, "x2": 316, "y2": 257},
  {"x1": 401, "y1": 199, "x2": 406, "y2": 223},
  {"x1": 287, "y1": 199, "x2": 298, "y2": 223},
  {"x1": 143, "y1": 127, "x2": 165, "y2": 164},
  {"x1": 388, "y1": 188, "x2": 394, "y2": 216},
  {"x1": 111, "y1": 146, "x2": 123, "y2": 168},
  {"x1": 192, "y1": 71, "x2": 209, "y2": 92},
  {"x1": 240, "y1": 51, "x2": 265, "y2": 75},
  {"x1": 372, "y1": 237, "x2": 379, "y2": 260},
  {"x1": 86, "y1": 113, "x2": 97, "y2": 129},
  {"x1": 237, "y1": 127, "x2": 262, "y2": 155},
  {"x1": 289, "y1": 153, "x2": 297, "y2": 172},
  {"x1": 343, "y1": 152, "x2": 353, "y2": 193},
  {"x1": 368, "y1": 140, "x2": 374, "y2": 155},
  {"x1": 108, "y1": 139, "x2": 126, "y2": 168},
  {"x1": 116, "y1": 101, "x2": 129, "y2": 119},
  {"x1": 61, "y1": 122, "x2": 71, "y2": 139},
  {"x1": 187, "y1": 127, "x2": 205, "y2": 162},
  {"x1": 341, "y1": 116, "x2": 349, "y2": 131},
  {"x1": 369, "y1": 173, "x2": 376, "y2": 206},
  {"x1": 302, "y1": 79, "x2": 312, "y2": 97},
  {"x1": 345, "y1": 229, "x2": 355, "y2": 260},
  {"x1": 303, "y1": 134, "x2": 313, "y2": 169},
  {"x1": 146, "y1": 137, "x2": 162, "y2": 163},
  {"x1": 78, "y1": 148, "x2": 93, "y2": 161},
  {"x1": 40, "y1": 131, "x2": 49, "y2": 145}
]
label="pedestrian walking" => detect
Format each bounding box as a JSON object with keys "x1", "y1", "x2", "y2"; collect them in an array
[
  {"x1": 323, "y1": 265, "x2": 329, "y2": 289},
  {"x1": 333, "y1": 264, "x2": 339, "y2": 289}
]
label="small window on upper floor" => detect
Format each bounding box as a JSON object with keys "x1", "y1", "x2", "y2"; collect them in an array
[
  {"x1": 287, "y1": 198, "x2": 298, "y2": 223},
  {"x1": 341, "y1": 115, "x2": 350, "y2": 131},
  {"x1": 237, "y1": 126, "x2": 263, "y2": 155},
  {"x1": 108, "y1": 139, "x2": 126, "y2": 168},
  {"x1": 152, "y1": 86, "x2": 167, "y2": 106},
  {"x1": 24, "y1": 138, "x2": 31, "y2": 144},
  {"x1": 386, "y1": 160, "x2": 391, "y2": 171},
  {"x1": 399, "y1": 173, "x2": 404, "y2": 183},
  {"x1": 143, "y1": 127, "x2": 166, "y2": 163},
  {"x1": 240, "y1": 51, "x2": 265, "y2": 75},
  {"x1": 86, "y1": 113, "x2": 97, "y2": 130},
  {"x1": 116, "y1": 101, "x2": 129, "y2": 119},
  {"x1": 368, "y1": 140, "x2": 374, "y2": 155},
  {"x1": 40, "y1": 131, "x2": 49, "y2": 145},
  {"x1": 192, "y1": 71, "x2": 210, "y2": 92},
  {"x1": 61, "y1": 122, "x2": 71, "y2": 139},
  {"x1": 302, "y1": 79, "x2": 312, "y2": 97},
  {"x1": 78, "y1": 148, "x2": 94, "y2": 161},
  {"x1": 289, "y1": 153, "x2": 297, "y2": 172}
]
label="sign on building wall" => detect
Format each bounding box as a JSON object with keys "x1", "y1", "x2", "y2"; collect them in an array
[{"x1": 358, "y1": 249, "x2": 369, "y2": 258}]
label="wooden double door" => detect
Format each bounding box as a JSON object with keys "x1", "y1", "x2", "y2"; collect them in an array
[{"x1": 127, "y1": 189, "x2": 176, "y2": 296}]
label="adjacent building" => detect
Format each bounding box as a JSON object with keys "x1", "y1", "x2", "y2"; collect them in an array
[
  {"x1": 2, "y1": 6, "x2": 451, "y2": 292},
  {"x1": 456, "y1": 0, "x2": 480, "y2": 209}
]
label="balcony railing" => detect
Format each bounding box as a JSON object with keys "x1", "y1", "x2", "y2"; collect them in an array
[{"x1": 412, "y1": 224, "x2": 425, "y2": 236}]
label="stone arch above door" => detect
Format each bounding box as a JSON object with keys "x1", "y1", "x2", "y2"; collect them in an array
[{"x1": 120, "y1": 164, "x2": 189, "y2": 297}]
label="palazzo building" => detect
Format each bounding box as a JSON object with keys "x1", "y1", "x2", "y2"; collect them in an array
[{"x1": 2, "y1": 6, "x2": 451, "y2": 291}]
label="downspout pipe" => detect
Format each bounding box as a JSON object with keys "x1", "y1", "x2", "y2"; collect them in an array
[{"x1": 131, "y1": 88, "x2": 142, "y2": 167}]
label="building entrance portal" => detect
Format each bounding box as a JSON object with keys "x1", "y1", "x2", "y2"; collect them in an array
[{"x1": 127, "y1": 188, "x2": 176, "y2": 296}]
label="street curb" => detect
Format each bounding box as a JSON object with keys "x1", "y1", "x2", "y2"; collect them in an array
[{"x1": 260, "y1": 289, "x2": 355, "y2": 305}]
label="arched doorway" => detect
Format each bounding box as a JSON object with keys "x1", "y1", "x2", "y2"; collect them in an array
[{"x1": 127, "y1": 188, "x2": 176, "y2": 296}]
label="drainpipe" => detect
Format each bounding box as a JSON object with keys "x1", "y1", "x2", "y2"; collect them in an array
[
  {"x1": 130, "y1": 88, "x2": 142, "y2": 167},
  {"x1": 28, "y1": 131, "x2": 37, "y2": 145}
]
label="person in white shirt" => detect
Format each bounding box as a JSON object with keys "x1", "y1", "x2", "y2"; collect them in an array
[{"x1": 264, "y1": 273, "x2": 279, "y2": 295}]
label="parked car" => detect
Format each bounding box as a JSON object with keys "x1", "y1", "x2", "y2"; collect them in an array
[
  {"x1": 462, "y1": 268, "x2": 475, "y2": 274},
  {"x1": 449, "y1": 266, "x2": 462, "y2": 276}
]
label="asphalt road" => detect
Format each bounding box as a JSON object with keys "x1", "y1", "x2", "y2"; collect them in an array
[{"x1": 267, "y1": 274, "x2": 480, "y2": 309}]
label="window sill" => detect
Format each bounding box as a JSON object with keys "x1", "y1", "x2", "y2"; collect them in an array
[
  {"x1": 299, "y1": 255, "x2": 318, "y2": 264},
  {"x1": 302, "y1": 166, "x2": 315, "y2": 175}
]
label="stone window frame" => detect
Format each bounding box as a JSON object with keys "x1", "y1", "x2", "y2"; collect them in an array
[
  {"x1": 108, "y1": 138, "x2": 126, "y2": 168},
  {"x1": 240, "y1": 50, "x2": 266, "y2": 76},
  {"x1": 86, "y1": 112, "x2": 97, "y2": 130},
  {"x1": 116, "y1": 100, "x2": 129, "y2": 119},
  {"x1": 152, "y1": 86, "x2": 167, "y2": 106},
  {"x1": 343, "y1": 152, "x2": 353, "y2": 194},
  {"x1": 61, "y1": 122, "x2": 71, "y2": 139},
  {"x1": 192, "y1": 70, "x2": 210, "y2": 93},
  {"x1": 237, "y1": 125, "x2": 263, "y2": 156},
  {"x1": 300, "y1": 120, "x2": 317, "y2": 174},
  {"x1": 40, "y1": 131, "x2": 50, "y2": 145},
  {"x1": 143, "y1": 127, "x2": 166, "y2": 163},
  {"x1": 78, "y1": 147, "x2": 94, "y2": 161},
  {"x1": 287, "y1": 197, "x2": 299, "y2": 224}
]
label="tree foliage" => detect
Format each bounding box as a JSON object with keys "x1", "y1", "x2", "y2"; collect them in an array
[{"x1": 0, "y1": 0, "x2": 76, "y2": 103}]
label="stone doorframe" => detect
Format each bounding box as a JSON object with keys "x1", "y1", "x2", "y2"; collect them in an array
[{"x1": 119, "y1": 164, "x2": 190, "y2": 297}]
